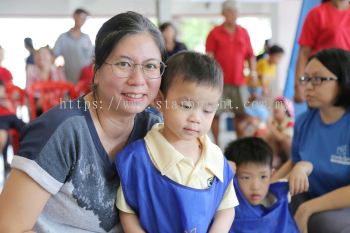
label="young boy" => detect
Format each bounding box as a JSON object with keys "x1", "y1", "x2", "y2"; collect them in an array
[
  {"x1": 224, "y1": 137, "x2": 299, "y2": 233},
  {"x1": 116, "y1": 51, "x2": 238, "y2": 233},
  {"x1": 248, "y1": 45, "x2": 284, "y2": 97}
]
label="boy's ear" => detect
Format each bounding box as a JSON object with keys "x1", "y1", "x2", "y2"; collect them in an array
[{"x1": 228, "y1": 161, "x2": 237, "y2": 173}]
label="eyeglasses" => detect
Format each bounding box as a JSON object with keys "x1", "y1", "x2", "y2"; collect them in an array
[
  {"x1": 299, "y1": 76, "x2": 338, "y2": 86},
  {"x1": 105, "y1": 59, "x2": 166, "y2": 79}
]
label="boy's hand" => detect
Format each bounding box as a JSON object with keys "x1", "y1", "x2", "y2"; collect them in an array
[{"x1": 288, "y1": 161, "x2": 313, "y2": 196}]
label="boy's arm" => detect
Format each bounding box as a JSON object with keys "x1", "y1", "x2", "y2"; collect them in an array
[
  {"x1": 117, "y1": 186, "x2": 145, "y2": 232},
  {"x1": 119, "y1": 211, "x2": 145, "y2": 233},
  {"x1": 210, "y1": 178, "x2": 237, "y2": 232},
  {"x1": 208, "y1": 208, "x2": 235, "y2": 233}
]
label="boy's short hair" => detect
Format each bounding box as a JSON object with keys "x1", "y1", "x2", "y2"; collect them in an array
[
  {"x1": 160, "y1": 51, "x2": 223, "y2": 96},
  {"x1": 224, "y1": 137, "x2": 273, "y2": 168},
  {"x1": 0, "y1": 79, "x2": 4, "y2": 87},
  {"x1": 268, "y1": 45, "x2": 284, "y2": 55}
]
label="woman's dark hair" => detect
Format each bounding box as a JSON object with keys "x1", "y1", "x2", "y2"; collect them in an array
[
  {"x1": 224, "y1": 137, "x2": 273, "y2": 168},
  {"x1": 92, "y1": 12, "x2": 166, "y2": 95},
  {"x1": 160, "y1": 51, "x2": 223, "y2": 96},
  {"x1": 309, "y1": 48, "x2": 350, "y2": 108},
  {"x1": 159, "y1": 22, "x2": 176, "y2": 34},
  {"x1": 94, "y1": 11, "x2": 166, "y2": 76},
  {"x1": 24, "y1": 37, "x2": 34, "y2": 49}
]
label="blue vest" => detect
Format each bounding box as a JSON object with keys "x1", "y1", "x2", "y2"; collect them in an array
[
  {"x1": 230, "y1": 180, "x2": 299, "y2": 233},
  {"x1": 116, "y1": 139, "x2": 234, "y2": 233}
]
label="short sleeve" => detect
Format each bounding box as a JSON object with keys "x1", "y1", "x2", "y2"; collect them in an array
[
  {"x1": 243, "y1": 29, "x2": 254, "y2": 60},
  {"x1": 298, "y1": 8, "x2": 320, "y2": 47},
  {"x1": 205, "y1": 29, "x2": 216, "y2": 54},
  {"x1": 256, "y1": 59, "x2": 268, "y2": 76},
  {"x1": 11, "y1": 108, "x2": 83, "y2": 194},
  {"x1": 217, "y1": 179, "x2": 239, "y2": 211},
  {"x1": 291, "y1": 119, "x2": 301, "y2": 163},
  {"x1": 53, "y1": 34, "x2": 63, "y2": 57},
  {"x1": 116, "y1": 186, "x2": 135, "y2": 214}
]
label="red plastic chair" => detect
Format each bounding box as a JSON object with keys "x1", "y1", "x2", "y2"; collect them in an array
[
  {"x1": 28, "y1": 80, "x2": 78, "y2": 119},
  {"x1": 4, "y1": 84, "x2": 27, "y2": 154},
  {"x1": 5, "y1": 84, "x2": 26, "y2": 113}
]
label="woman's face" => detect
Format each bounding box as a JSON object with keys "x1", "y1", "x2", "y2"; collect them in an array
[
  {"x1": 95, "y1": 32, "x2": 162, "y2": 115},
  {"x1": 162, "y1": 26, "x2": 176, "y2": 43},
  {"x1": 303, "y1": 58, "x2": 340, "y2": 109}
]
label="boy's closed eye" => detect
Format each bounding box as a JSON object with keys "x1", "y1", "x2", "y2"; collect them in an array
[
  {"x1": 179, "y1": 100, "x2": 194, "y2": 110},
  {"x1": 239, "y1": 175, "x2": 250, "y2": 180}
]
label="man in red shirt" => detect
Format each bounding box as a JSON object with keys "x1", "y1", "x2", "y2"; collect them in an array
[
  {"x1": 206, "y1": 0, "x2": 257, "y2": 143},
  {"x1": 294, "y1": 0, "x2": 350, "y2": 102},
  {"x1": 0, "y1": 46, "x2": 13, "y2": 85}
]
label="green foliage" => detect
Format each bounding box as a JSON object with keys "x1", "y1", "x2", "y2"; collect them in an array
[{"x1": 178, "y1": 18, "x2": 218, "y2": 52}]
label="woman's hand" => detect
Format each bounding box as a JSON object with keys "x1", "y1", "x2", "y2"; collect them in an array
[
  {"x1": 294, "y1": 202, "x2": 312, "y2": 233},
  {"x1": 289, "y1": 161, "x2": 313, "y2": 196}
]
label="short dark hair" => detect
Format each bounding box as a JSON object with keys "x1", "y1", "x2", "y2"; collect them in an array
[
  {"x1": 309, "y1": 48, "x2": 350, "y2": 108},
  {"x1": 224, "y1": 137, "x2": 273, "y2": 168},
  {"x1": 268, "y1": 45, "x2": 284, "y2": 55},
  {"x1": 159, "y1": 22, "x2": 175, "y2": 33},
  {"x1": 24, "y1": 37, "x2": 34, "y2": 49},
  {"x1": 0, "y1": 79, "x2": 4, "y2": 87},
  {"x1": 74, "y1": 8, "x2": 90, "y2": 15},
  {"x1": 160, "y1": 51, "x2": 223, "y2": 96}
]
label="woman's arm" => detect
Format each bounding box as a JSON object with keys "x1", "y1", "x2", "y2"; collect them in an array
[
  {"x1": 295, "y1": 185, "x2": 350, "y2": 233},
  {"x1": 271, "y1": 159, "x2": 294, "y2": 182},
  {"x1": 119, "y1": 211, "x2": 145, "y2": 233},
  {"x1": 208, "y1": 208, "x2": 235, "y2": 233},
  {"x1": 0, "y1": 169, "x2": 51, "y2": 233}
]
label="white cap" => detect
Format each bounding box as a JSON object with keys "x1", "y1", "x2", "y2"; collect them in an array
[{"x1": 222, "y1": 0, "x2": 238, "y2": 12}]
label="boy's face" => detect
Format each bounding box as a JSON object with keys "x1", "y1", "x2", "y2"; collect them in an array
[
  {"x1": 270, "y1": 53, "x2": 283, "y2": 64},
  {"x1": 159, "y1": 77, "x2": 221, "y2": 143},
  {"x1": 236, "y1": 162, "x2": 271, "y2": 205}
]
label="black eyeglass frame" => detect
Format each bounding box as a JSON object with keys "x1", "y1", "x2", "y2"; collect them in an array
[{"x1": 299, "y1": 76, "x2": 338, "y2": 86}]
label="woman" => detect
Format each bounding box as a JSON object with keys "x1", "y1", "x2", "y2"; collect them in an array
[
  {"x1": 0, "y1": 11, "x2": 166, "y2": 232},
  {"x1": 274, "y1": 48, "x2": 350, "y2": 233},
  {"x1": 159, "y1": 22, "x2": 187, "y2": 61},
  {"x1": 26, "y1": 46, "x2": 66, "y2": 90}
]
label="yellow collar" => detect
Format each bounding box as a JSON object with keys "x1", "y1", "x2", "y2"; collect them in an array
[{"x1": 145, "y1": 123, "x2": 224, "y2": 182}]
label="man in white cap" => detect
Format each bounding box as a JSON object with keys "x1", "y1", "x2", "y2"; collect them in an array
[{"x1": 206, "y1": 0, "x2": 257, "y2": 143}]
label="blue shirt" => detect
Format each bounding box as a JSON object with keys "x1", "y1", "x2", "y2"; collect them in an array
[{"x1": 292, "y1": 108, "x2": 350, "y2": 197}]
